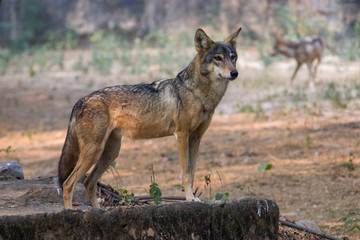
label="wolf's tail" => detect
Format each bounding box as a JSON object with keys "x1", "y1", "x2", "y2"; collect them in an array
[{"x1": 58, "y1": 115, "x2": 79, "y2": 189}]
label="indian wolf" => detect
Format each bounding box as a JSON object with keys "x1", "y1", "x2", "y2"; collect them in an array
[
  {"x1": 58, "y1": 27, "x2": 242, "y2": 208},
  {"x1": 271, "y1": 36, "x2": 323, "y2": 84}
]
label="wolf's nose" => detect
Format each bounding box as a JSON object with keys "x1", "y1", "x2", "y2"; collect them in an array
[{"x1": 230, "y1": 70, "x2": 238, "y2": 78}]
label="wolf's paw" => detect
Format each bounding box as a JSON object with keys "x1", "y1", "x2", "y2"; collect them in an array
[
  {"x1": 308, "y1": 81, "x2": 316, "y2": 92},
  {"x1": 186, "y1": 195, "x2": 202, "y2": 202},
  {"x1": 193, "y1": 197, "x2": 202, "y2": 202}
]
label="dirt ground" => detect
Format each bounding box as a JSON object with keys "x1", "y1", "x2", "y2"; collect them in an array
[{"x1": 0, "y1": 50, "x2": 359, "y2": 239}]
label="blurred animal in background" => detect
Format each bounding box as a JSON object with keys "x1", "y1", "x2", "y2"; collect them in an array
[
  {"x1": 58, "y1": 27, "x2": 242, "y2": 209},
  {"x1": 271, "y1": 36, "x2": 323, "y2": 85}
]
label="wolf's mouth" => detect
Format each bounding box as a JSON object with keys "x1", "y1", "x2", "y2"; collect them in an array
[{"x1": 219, "y1": 74, "x2": 237, "y2": 81}]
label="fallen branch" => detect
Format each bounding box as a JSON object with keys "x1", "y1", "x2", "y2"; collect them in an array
[
  {"x1": 279, "y1": 219, "x2": 342, "y2": 240},
  {"x1": 96, "y1": 182, "x2": 204, "y2": 204},
  {"x1": 97, "y1": 182, "x2": 195, "y2": 204},
  {"x1": 134, "y1": 195, "x2": 186, "y2": 202}
]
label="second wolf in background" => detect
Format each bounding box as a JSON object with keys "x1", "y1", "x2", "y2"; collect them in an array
[{"x1": 271, "y1": 36, "x2": 323, "y2": 84}]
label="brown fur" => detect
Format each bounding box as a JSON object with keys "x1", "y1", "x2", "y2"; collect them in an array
[
  {"x1": 58, "y1": 27, "x2": 242, "y2": 208},
  {"x1": 271, "y1": 36, "x2": 323, "y2": 84}
]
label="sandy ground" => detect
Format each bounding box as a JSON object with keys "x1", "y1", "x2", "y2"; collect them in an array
[{"x1": 0, "y1": 50, "x2": 359, "y2": 239}]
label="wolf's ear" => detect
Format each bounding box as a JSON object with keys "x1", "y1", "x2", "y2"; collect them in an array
[
  {"x1": 224, "y1": 27, "x2": 242, "y2": 49},
  {"x1": 195, "y1": 29, "x2": 213, "y2": 53}
]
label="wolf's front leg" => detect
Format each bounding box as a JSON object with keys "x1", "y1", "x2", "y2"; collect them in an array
[
  {"x1": 176, "y1": 131, "x2": 198, "y2": 201},
  {"x1": 177, "y1": 122, "x2": 210, "y2": 201},
  {"x1": 187, "y1": 131, "x2": 205, "y2": 202}
]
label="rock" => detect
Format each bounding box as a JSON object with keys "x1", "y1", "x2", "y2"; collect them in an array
[
  {"x1": 0, "y1": 177, "x2": 91, "y2": 216},
  {"x1": 295, "y1": 219, "x2": 323, "y2": 234},
  {"x1": 0, "y1": 197, "x2": 279, "y2": 240},
  {"x1": 0, "y1": 160, "x2": 24, "y2": 180}
]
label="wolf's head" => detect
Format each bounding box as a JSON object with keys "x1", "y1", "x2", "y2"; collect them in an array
[
  {"x1": 194, "y1": 28, "x2": 241, "y2": 81},
  {"x1": 270, "y1": 37, "x2": 297, "y2": 58}
]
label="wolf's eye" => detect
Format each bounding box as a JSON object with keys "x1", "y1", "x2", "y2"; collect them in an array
[
  {"x1": 230, "y1": 55, "x2": 237, "y2": 62},
  {"x1": 214, "y1": 56, "x2": 222, "y2": 61}
]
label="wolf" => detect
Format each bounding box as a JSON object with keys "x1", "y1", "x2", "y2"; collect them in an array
[
  {"x1": 271, "y1": 36, "x2": 323, "y2": 84},
  {"x1": 58, "y1": 27, "x2": 242, "y2": 208}
]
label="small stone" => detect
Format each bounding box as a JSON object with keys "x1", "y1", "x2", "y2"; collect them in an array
[
  {"x1": 295, "y1": 219, "x2": 323, "y2": 234},
  {"x1": 0, "y1": 160, "x2": 24, "y2": 181}
]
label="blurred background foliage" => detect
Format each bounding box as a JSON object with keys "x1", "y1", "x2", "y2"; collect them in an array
[{"x1": 0, "y1": 0, "x2": 359, "y2": 75}]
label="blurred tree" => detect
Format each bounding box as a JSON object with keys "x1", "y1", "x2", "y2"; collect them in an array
[
  {"x1": 0, "y1": 0, "x2": 358, "y2": 51},
  {"x1": 0, "y1": 0, "x2": 47, "y2": 49}
]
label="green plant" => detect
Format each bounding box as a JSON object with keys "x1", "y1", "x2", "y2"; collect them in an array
[
  {"x1": 0, "y1": 146, "x2": 15, "y2": 153},
  {"x1": 47, "y1": 30, "x2": 78, "y2": 50},
  {"x1": 29, "y1": 66, "x2": 36, "y2": 77},
  {"x1": 257, "y1": 163, "x2": 273, "y2": 172},
  {"x1": 149, "y1": 164, "x2": 162, "y2": 205},
  {"x1": 106, "y1": 161, "x2": 132, "y2": 205},
  {"x1": 272, "y1": 3, "x2": 326, "y2": 39},
  {"x1": 215, "y1": 192, "x2": 229, "y2": 201},
  {"x1": 339, "y1": 21, "x2": 360, "y2": 60},
  {"x1": 149, "y1": 182, "x2": 162, "y2": 205},
  {"x1": 323, "y1": 82, "x2": 348, "y2": 109},
  {"x1": 255, "y1": 103, "x2": 267, "y2": 120},
  {"x1": 214, "y1": 170, "x2": 230, "y2": 202},
  {"x1": 107, "y1": 161, "x2": 125, "y2": 190},
  {"x1": 89, "y1": 31, "x2": 117, "y2": 73},
  {"x1": 305, "y1": 134, "x2": 312, "y2": 149},
  {"x1": 143, "y1": 30, "x2": 169, "y2": 48},
  {"x1": 355, "y1": 21, "x2": 360, "y2": 46},
  {"x1": 108, "y1": 161, "x2": 133, "y2": 205},
  {"x1": 72, "y1": 55, "x2": 88, "y2": 73},
  {"x1": 342, "y1": 152, "x2": 355, "y2": 171},
  {"x1": 0, "y1": 48, "x2": 12, "y2": 74},
  {"x1": 236, "y1": 104, "x2": 255, "y2": 113},
  {"x1": 117, "y1": 31, "x2": 193, "y2": 77},
  {"x1": 340, "y1": 213, "x2": 360, "y2": 231},
  {"x1": 290, "y1": 88, "x2": 307, "y2": 103},
  {"x1": 24, "y1": 45, "x2": 65, "y2": 75},
  {"x1": 91, "y1": 48, "x2": 113, "y2": 73},
  {"x1": 255, "y1": 41, "x2": 274, "y2": 67},
  {"x1": 272, "y1": 4, "x2": 298, "y2": 38},
  {"x1": 204, "y1": 171, "x2": 230, "y2": 201},
  {"x1": 118, "y1": 189, "x2": 132, "y2": 206},
  {"x1": 11, "y1": 0, "x2": 46, "y2": 50}
]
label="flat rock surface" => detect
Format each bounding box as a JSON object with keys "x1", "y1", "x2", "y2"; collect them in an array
[
  {"x1": 0, "y1": 177, "x2": 91, "y2": 216},
  {"x1": 0, "y1": 198, "x2": 279, "y2": 240}
]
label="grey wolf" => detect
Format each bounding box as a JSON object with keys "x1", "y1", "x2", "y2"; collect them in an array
[
  {"x1": 58, "y1": 27, "x2": 242, "y2": 208},
  {"x1": 271, "y1": 36, "x2": 323, "y2": 84}
]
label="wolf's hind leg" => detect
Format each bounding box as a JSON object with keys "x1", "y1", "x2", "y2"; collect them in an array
[
  {"x1": 290, "y1": 62, "x2": 302, "y2": 84},
  {"x1": 313, "y1": 56, "x2": 321, "y2": 81},
  {"x1": 306, "y1": 61, "x2": 315, "y2": 81},
  {"x1": 84, "y1": 128, "x2": 122, "y2": 208},
  {"x1": 63, "y1": 146, "x2": 105, "y2": 209}
]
